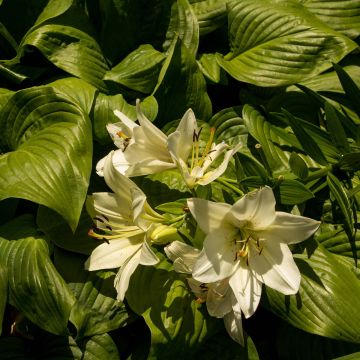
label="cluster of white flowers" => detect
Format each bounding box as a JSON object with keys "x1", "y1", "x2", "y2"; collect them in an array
[{"x1": 85, "y1": 102, "x2": 320, "y2": 345}]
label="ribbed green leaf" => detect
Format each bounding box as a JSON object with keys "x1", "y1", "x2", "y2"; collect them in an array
[
  {"x1": 303, "y1": 0, "x2": 360, "y2": 39},
  {"x1": 104, "y1": 44, "x2": 166, "y2": 93},
  {"x1": 277, "y1": 179, "x2": 314, "y2": 205},
  {"x1": 0, "y1": 86, "x2": 93, "y2": 231},
  {"x1": 191, "y1": 0, "x2": 229, "y2": 35},
  {"x1": 282, "y1": 109, "x2": 329, "y2": 166},
  {"x1": 0, "y1": 215, "x2": 75, "y2": 335},
  {"x1": 263, "y1": 243, "x2": 360, "y2": 343},
  {"x1": 126, "y1": 252, "x2": 220, "y2": 358},
  {"x1": 209, "y1": 106, "x2": 248, "y2": 148},
  {"x1": 316, "y1": 227, "x2": 360, "y2": 259},
  {"x1": 339, "y1": 153, "x2": 360, "y2": 172},
  {"x1": 218, "y1": 0, "x2": 357, "y2": 86},
  {"x1": 153, "y1": 36, "x2": 212, "y2": 125},
  {"x1": 243, "y1": 105, "x2": 289, "y2": 173},
  {"x1": 163, "y1": 0, "x2": 199, "y2": 56},
  {"x1": 334, "y1": 352, "x2": 360, "y2": 360},
  {"x1": 54, "y1": 247, "x2": 129, "y2": 338},
  {"x1": 82, "y1": 334, "x2": 120, "y2": 360},
  {"x1": 0, "y1": 263, "x2": 7, "y2": 336},
  {"x1": 22, "y1": 2, "x2": 109, "y2": 91}
]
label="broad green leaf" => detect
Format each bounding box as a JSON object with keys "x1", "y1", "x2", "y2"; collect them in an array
[
  {"x1": 243, "y1": 105, "x2": 289, "y2": 173},
  {"x1": 34, "y1": 0, "x2": 73, "y2": 27},
  {"x1": 0, "y1": 215, "x2": 75, "y2": 335},
  {"x1": 277, "y1": 179, "x2": 314, "y2": 205},
  {"x1": 191, "y1": 0, "x2": 229, "y2": 35},
  {"x1": 0, "y1": 86, "x2": 92, "y2": 231},
  {"x1": 0, "y1": 21, "x2": 18, "y2": 59},
  {"x1": 334, "y1": 353, "x2": 360, "y2": 360},
  {"x1": 316, "y1": 227, "x2": 360, "y2": 259},
  {"x1": 126, "y1": 252, "x2": 220, "y2": 358},
  {"x1": 209, "y1": 106, "x2": 248, "y2": 148},
  {"x1": 324, "y1": 102, "x2": 350, "y2": 154},
  {"x1": 235, "y1": 152, "x2": 268, "y2": 180},
  {"x1": 289, "y1": 152, "x2": 309, "y2": 179},
  {"x1": 303, "y1": 0, "x2": 360, "y2": 39},
  {"x1": 163, "y1": 0, "x2": 199, "y2": 56},
  {"x1": 153, "y1": 36, "x2": 212, "y2": 125},
  {"x1": 104, "y1": 44, "x2": 166, "y2": 94},
  {"x1": 23, "y1": 2, "x2": 110, "y2": 91},
  {"x1": 36, "y1": 206, "x2": 98, "y2": 255},
  {"x1": 54, "y1": 247, "x2": 129, "y2": 338},
  {"x1": 276, "y1": 321, "x2": 360, "y2": 360},
  {"x1": 156, "y1": 199, "x2": 188, "y2": 215},
  {"x1": 217, "y1": 0, "x2": 357, "y2": 86},
  {"x1": 263, "y1": 243, "x2": 360, "y2": 343},
  {"x1": 198, "y1": 53, "x2": 222, "y2": 83},
  {"x1": 282, "y1": 109, "x2": 329, "y2": 166},
  {"x1": 82, "y1": 333, "x2": 120, "y2": 360},
  {"x1": 0, "y1": 263, "x2": 7, "y2": 336}
]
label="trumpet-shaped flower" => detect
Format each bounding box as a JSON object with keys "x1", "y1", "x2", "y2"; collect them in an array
[
  {"x1": 98, "y1": 101, "x2": 240, "y2": 189},
  {"x1": 187, "y1": 186, "x2": 320, "y2": 318},
  {"x1": 96, "y1": 100, "x2": 176, "y2": 177},
  {"x1": 85, "y1": 151, "x2": 165, "y2": 301},
  {"x1": 165, "y1": 241, "x2": 244, "y2": 345}
]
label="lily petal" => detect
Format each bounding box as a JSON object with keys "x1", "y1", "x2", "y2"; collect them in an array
[
  {"x1": 187, "y1": 198, "x2": 232, "y2": 233},
  {"x1": 229, "y1": 186, "x2": 276, "y2": 229},
  {"x1": 164, "y1": 240, "x2": 200, "y2": 273},
  {"x1": 114, "y1": 249, "x2": 142, "y2": 301},
  {"x1": 113, "y1": 110, "x2": 138, "y2": 131},
  {"x1": 223, "y1": 296, "x2": 244, "y2": 346},
  {"x1": 206, "y1": 280, "x2": 233, "y2": 318},
  {"x1": 193, "y1": 230, "x2": 237, "y2": 283},
  {"x1": 260, "y1": 212, "x2": 320, "y2": 245},
  {"x1": 249, "y1": 241, "x2": 301, "y2": 295},
  {"x1": 125, "y1": 157, "x2": 176, "y2": 177},
  {"x1": 229, "y1": 262, "x2": 262, "y2": 318},
  {"x1": 139, "y1": 241, "x2": 159, "y2": 266},
  {"x1": 84, "y1": 237, "x2": 143, "y2": 270}
]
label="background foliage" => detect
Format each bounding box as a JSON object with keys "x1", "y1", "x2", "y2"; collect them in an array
[{"x1": 0, "y1": 0, "x2": 359, "y2": 359}]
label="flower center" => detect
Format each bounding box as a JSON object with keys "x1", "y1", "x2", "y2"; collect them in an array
[
  {"x1": 190, "y1": 127, "x2": 216, "y2": 171},
  {"x1": 233, "y1": 226, "x2": 263, "y2": 265},
  {"x1": 112, "y1": 130, "x2": 131, "y2": 151}
]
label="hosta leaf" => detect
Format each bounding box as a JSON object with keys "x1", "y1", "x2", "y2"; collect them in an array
[
  {"x1": 0, "y1": 263, "x2": 7, "y2": 336},
  {"x1": 263, "y1": 243, "x2": 360, "y2": 343},
  {"x1": 209, "y1": 106, "x2": 248, "y2": 148},
  {"x1": 243, "y1": 105, "x2": 289, "y2": 173},
  {"x1": 104, "y1": 44, "x2": 166, "y2": 94},
  {"x1": 303, "y1": 0, "x2": 360, "y2": 39},
  {"x1": 23, "y1": 2, "x2": 109, "y2": 91},
  {"x1": 82, "y1": 333, "x2": 120, "y2": 360},
  {"x1": 276, "y1": 321, "x2": 360, "y2": 360},
  {"x1": 289, "y1": 152, "x2": 309, "y2": 180},
  {"x1": 334, "y1": 352, "x2": 360, "y2": 360},
  {"x1": 153, "y1": 36, "x2": 212, "y2": 126},
  {"x1": 316, "y1": 227, "x2": 360, "y2": 259},
  {"x1": 0, "y1": 215, "x2": 75, "y2": 335},
  {"x1": 126, "y1": 252, "x2": 220, "y2": 358},
  {"x1": 54, "y1": 247, "x2": 129, "y2": 338},
  {"x1": 277, "y1": 179, "x2": 314, "y2": 205},
  {"x1": 191, "y1": 0, "x2": 229, "y2": 35},
  {"x1": 218, "y1": 0, "x2": 357, "y2": 86},
  {"x1": 198, "y1": 53, "x2": 222, "y2": 83},
  {"x1": 0, "y1": 86, "x2": 92, "y2": 231},
  {"x1": 163, "y1": 0, "x2": 199, "y2": 56}
]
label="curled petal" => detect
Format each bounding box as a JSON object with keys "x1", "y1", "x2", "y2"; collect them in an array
[
  {"x1": 206, "y1": 280, "x2": 233, "y2": 318},
  {"x1": 223, "y1": 296, "x2": 244, "y2": 346},
  {"x1": 164, "y1": 241, "x2": 200, "y2": 273},
  {"x1": 139, "y1": 241, "x2": 159, "y2": 266}
]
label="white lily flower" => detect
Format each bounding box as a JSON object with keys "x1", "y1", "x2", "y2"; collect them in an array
[
  {"x1": 167, "y1": 117, "x2": 241, "y2": 189},
  {"x1": 188, "y1": 186, "x2": 320, "y2": 318},
  {"x1": 96, "y1": 100, "x2": 176, "y2": 177},
  {"x1": 85, "y1": 151, "x2": 164, "y2": 301},
  {"x1": 165, "y1": 240, "x2": 244, "y2": 345}
]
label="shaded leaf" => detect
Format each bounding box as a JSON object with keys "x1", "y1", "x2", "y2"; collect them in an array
[
  {"x1": 82, "y1": 333, "x2": 120, "y2": 360},
  {"x1": 277, "y1": 179, "x2": 314, "y2": 205}
]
